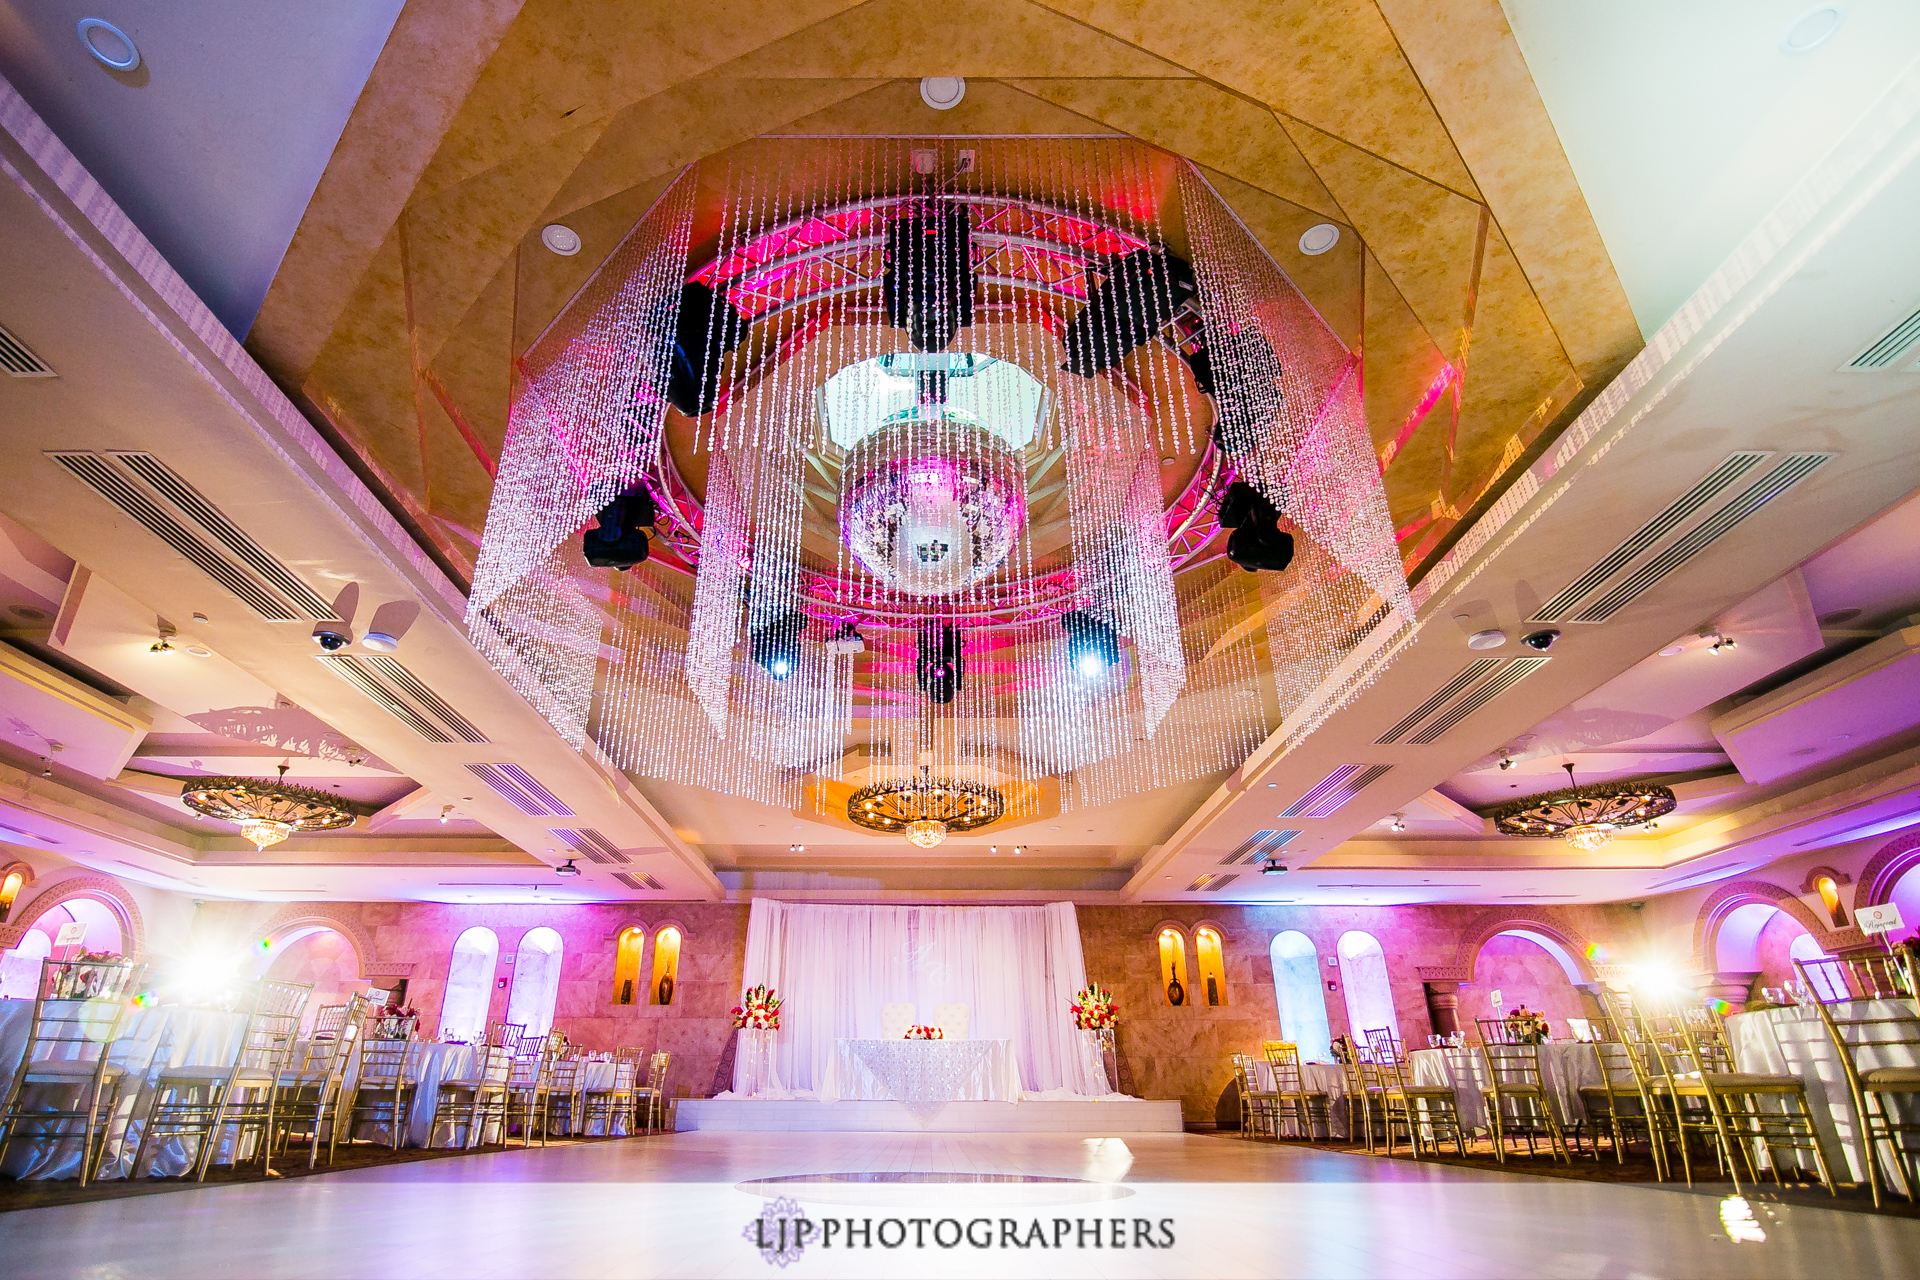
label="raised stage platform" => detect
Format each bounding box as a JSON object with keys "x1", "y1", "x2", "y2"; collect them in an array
[{"x1": 675, "y1": 1098, "x2": 1185, "y2": 1134}]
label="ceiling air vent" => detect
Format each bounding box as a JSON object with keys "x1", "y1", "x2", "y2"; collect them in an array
[
  {"x1": 1220, "y1": 828, "x2": 1300, "y2": 865},
  {"x1": 1530, "y1": 452, "x2": 1829, "y2": 624},
  {"x1": 1842, "y1": 303, "x2": 1920, "y2": 370},
  {"x1": 1280, "y1": 764, "x2": 1392, "y2": 819},
  {"x1": 0, "y1": 324, "x2": 54, "y2": 377},
  {"x1": 47, "y1": 450, "x2": 335, "y2": 621},
  {"x1": 1185, "y1": 873, "x2": 1214, "y2": 892},
  {"x1": 1375, "y1": 658, "x2": 1500, "y2": 744},
  {"x1": 614, "y1": 871, "x2": 663, "y2": 892},
  {"x1": 316, "y1": 655, "x2": 488, "y2": 744},
  {"x1": 1204, "y1": 873, "x2": 1239, "y2": 893},
  {"x1": 549, "y1": 826, "x2": 627, "y2": 863},
  {"x1": 464, "y1": 762, "x2": 573, "y2": 817},
  {"x1": 1390, "y1": 657, "x2": 1550, "y2": 747}
]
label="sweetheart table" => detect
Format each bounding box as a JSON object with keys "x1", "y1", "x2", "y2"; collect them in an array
[{"x1": 817, "y1": 1038, "x2": 1022, "y2": 1120}]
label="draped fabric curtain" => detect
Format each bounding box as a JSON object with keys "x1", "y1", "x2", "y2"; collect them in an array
[{"x1": 732, "y1": 900, "x2": 1111, "y2": 1097}]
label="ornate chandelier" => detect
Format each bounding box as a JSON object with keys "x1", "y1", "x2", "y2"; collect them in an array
[
  {"x1": 181, "y1": 766, "x2": 356, "y2": 850},
  {"x1": 1492, "y1": 764, "x2": 1675, "y2": 853},
  {"x1": 847, "y1": 776, "x2": 1006, "y2": 848}
]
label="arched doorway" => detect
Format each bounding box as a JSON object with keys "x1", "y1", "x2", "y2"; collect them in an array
[
  {"x1": 261, "y1": 928, "x2": 364, "y2": 1024},
  {"x1": 1455, "y1": 930, "x2": 1591, "y2": 1038},
  {"x1": 0, "y1": 896, "x2": 125, "y2": 999}
]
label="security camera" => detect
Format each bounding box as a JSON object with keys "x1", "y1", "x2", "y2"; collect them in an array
[
  {"x1": 311, "y1": 622, "x2": 352, "y2": 652},
  {"x1": 1520, "y1": 628, "x2": 1560, "y2": 652}
]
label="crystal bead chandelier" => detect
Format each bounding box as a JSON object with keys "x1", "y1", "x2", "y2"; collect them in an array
[
  {"x1": 1492, "y1": 763, "x2": 1676, "y2": 853},
  {"x1": 181, "y1": 766, "x2": 356, "y2": 850}
]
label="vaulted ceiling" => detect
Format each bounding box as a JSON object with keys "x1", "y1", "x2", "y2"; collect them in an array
[{"x1": 249, "y1": 0, "x2": 1642, "y2": 592}]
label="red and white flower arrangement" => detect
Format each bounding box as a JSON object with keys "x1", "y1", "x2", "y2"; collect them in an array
[
  {"x1": 732, "y1": 984, "x2": 782, "y2": 1032},
  {"x1": 1070, "y1": 983, "x2": 1117, "y2": 1031},
  {"x1": 904, "y1": 1024, "x2": 944, "y2": 1040},
  {"x1": 1505, "y1": 1006, "x2": 1550, "y2": 1044}
]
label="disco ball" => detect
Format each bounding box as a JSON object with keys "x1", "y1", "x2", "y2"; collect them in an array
[{"x1": 838, "y1": 420, "x2": 1026, "y2": 598}]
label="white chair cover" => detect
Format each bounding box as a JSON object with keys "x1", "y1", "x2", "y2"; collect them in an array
[
  {"x1": 880, "y1": 1003, "x2": 916, "y2": 1041},
  {"x1": 933, "y1": 1002, "x2": 970, "y2": 1041}
]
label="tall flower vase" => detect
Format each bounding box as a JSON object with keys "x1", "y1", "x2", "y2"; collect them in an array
[
  {"x1": 1083, "y1": 1028, "x2": 1117, "y2": 1094},
  {"x1": 737, "y1": 1028, "x2": 775, "y2": 1097}
]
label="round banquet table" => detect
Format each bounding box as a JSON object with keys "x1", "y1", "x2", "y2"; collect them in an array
[
  {"x1": 0, "y1": 998, "x2": 252, "y2": 1179},
  {"x1": 1724, "y1": 1000, "x2": 1920, "y2": 1192},
  {"x1": 1249, "y1": 1060, "x2": 1352, "y2": 1137},
  {"x1": 1407, "y1": 1042, "x2": 1599, "y2": 1132}
]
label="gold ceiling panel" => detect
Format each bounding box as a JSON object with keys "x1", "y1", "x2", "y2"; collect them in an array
[
  {"x1": 1360, "y1": 252, "x2": 1452, "y2": 526},
  {"x1": 515, "y1": 173, "x2": 679, "y2": 351},
  {"x1": 1025, "y1": 0, "x2": 1480, "y2": 197},
  {"x1": 1192, "y1": 168, "x2": 1359, "y2": 349},
  {"x1": 705, "y1": 0, "x2": 1190, "y2": 80},
  {"x1": 780, "y1": 79, "x2": 1123, "y2": 137}
]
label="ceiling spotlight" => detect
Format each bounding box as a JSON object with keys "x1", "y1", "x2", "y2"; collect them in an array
[
  {"x1": 540, "y1": 224, "x2": 582, "y2": 256},
  {"x1": 1708, "y1": 634, "x2": 1737, "y2": 655},
  {"x1": 76, "y1": 18, "x2": 139, "y2": 71},
  {"x1": 750, "y1": 610, "x2": 808, "y2": 681},
  {"x1": 1498, "y1": 756, "x2": 1516, "y2": 771},
  {"x1": 1298, "y1": 223, "x2": 1340, "y2": 256},
  {"x1": 789, "y1": 843, "x2": 805, "y2": 853},
  {"x1": 916, "y1": 621, "x2": 965, "y2": 703},
  {"x1": 1061, "y1": 610, "x2": 1121, "y2": 681},
  {"x1": 149, "y1": 630, "x2": 174, "y2": 654},
  {"x1": 824, "y1": 620, "x2": 865, "y2": 656},
  {"x1": 553, "y1": 859, "x2": 581, "y2": 877},
  {"x1": 1389, "y1": 814, "x2": 1407, "y2": 833},
  {"x1": 582, "y1": 485, "x2": 657, "y2": 570},
  {"x1": 919, "y1": 76, "x2": 966, "y2": 110},
  {"x1": 439, "y1": 805, "x2": 454, "y2": 825}
]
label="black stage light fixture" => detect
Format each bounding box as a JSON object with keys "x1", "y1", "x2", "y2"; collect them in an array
[
  {"x1": 884, "y1": 203, "x2": 975, "y2": 352},
  {"x1": 581, "y1": 486, "x2": 659, "y2": 570},
  {"x1": 665, "y1": 281, "x2": 744, "y2": 417},
  {"x1": 1060, "y1": 610, "x2": 1122, "y2": 681},
  {"x1": 1217, "y1": 481, "x2": 1295, "y2": 574},
  {"x1": 1061, "y1": 249, "x2": 1196, "y2": 378},
  {"x1": 750, "y1": 610, "x2": 808, "y2": 681},
  {"x1": 915, "y1": 621, "x2": 965, "y2": 704},
  {"x1": 1185, "y1": 325, "x2": 1281, "y2": 458}
]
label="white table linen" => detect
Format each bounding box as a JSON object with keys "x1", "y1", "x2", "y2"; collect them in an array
[
  {"x1": 1725, "y1": 1001, "x2": 1920, "y2": 1190},
  {"x1": 1250, "y1": 1060, "x2": 1351, "y2": 1138},
  {"x1": 817, "y1": 1038, "x2": 1022, "y2": 1119},
  {"x1": 0, "y1": 1000, "x2": 252, "y2": 1179},
  {"x1": 1408, "y1": 1043, "x2": 1598, "y2": 1132}
]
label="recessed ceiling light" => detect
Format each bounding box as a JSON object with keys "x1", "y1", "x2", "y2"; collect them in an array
[
  {"x1": 1781, "y1": 4, "x2": 1845, "y2": 55},
  {"x1": 1792, "y1": 746, "x2": 1818, "y2": 756},
  {"x1": 920, "y1": 77, "x2": 966, "y2": 110},
  {"x1": 1659, "y1": 644, "x2": 1686, "y2": 657},
  {"x1": 1467, "y1": 629, "x2": 1507, "y2": 650},
  {"x1": 540, "y1": 224, "x2": 582, "y2": 256},
  {"x1": 1298, "y1": 223, "x2": 1340, "y2": 256},
  {"x1": 361, "y1": 631, "x2": 399, "y2": 653},
  {"x1": 77, "y1": 18, "x2": 139, "y2": 71},
  {"x1": 183, "y1": 645, "x2": 212, "y2": 657}
]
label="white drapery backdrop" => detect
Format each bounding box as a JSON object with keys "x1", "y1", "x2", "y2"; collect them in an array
[{"x1": 730, "y1": 900, "x2": 1113, "y2": 1098}]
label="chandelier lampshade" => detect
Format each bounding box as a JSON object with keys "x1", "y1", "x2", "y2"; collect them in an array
[
  {"x1": 181, "y1": 766, "x2": 355, "y2": 850},
  {"x1": 1491, "y1": 764, "x2": 1676, "y2": 852}
]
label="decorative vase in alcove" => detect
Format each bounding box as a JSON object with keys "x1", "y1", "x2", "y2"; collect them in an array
[
  {"x1": 657, "y1": 973, "x2": 675, "y2": 1006},
  {"x1": 1206, "y1": 975, "x2": 1219, "y2": 1006},
  {"x1": 1167, "y1": 975, "x2": 1185, "y2": 1006}
]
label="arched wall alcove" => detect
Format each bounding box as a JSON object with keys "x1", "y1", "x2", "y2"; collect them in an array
[
  {"x1": 1335, "y1": 930, "x2": 1399, "y2": 1048},
  {"x1": 1692, "y1": 881, "x2": 1828, "y2": 972},
  {"x1": 507, "y1": 926, "x2": 565, "y2": 1035},
  {"x1": 10, "y1": 874, "x2": 145, "y2": 959},
  {"x1": 440, "y1": 926, "x2": 500, "y2": 1042},
  {"x1": 1268, "y1": 930, "x2": 1333, "y2": 1062}
]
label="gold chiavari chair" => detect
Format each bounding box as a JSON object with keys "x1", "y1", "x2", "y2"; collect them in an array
[
  {"x1": 1364, "y1": 1029, "x2": 1467, "y2": 1159},
  {"x1": 273, "y1": 994, "x2": 371, "y2": 1168},
  {"x1": 436, "y1": 1020, "x2": 519, "y2": 1148},
  {"x1": 634, "y1": 1051, "x2": 671, "y2": 1134},
  {"x1": 1473, "y1": 1018, "x2": 1569, "y2": 1164},
  {"x1": 1335, "y1": 1042, "x2": 1382, "y2": 1151},
  {"x1": 1576, "y1": 1015, "x2": 1663, "y2": 1171},
  {"x1": 1263, "y1": 1042, "x2": 1331, "y2": 1139},
  {"x1": 0, "y1": 958, "x2": 147, "y2": 1186},
  {"x1": 1230, "y1": 1053, "x2": 1278, "y2": 1138},
  {"x1": 506, "y1": 1032, "x2": 570, "y2": 1146},
  {"x1": 1795, "y1": 955, "x2": 1920, "y2": 1206},
  {"x1": 1635, "y1": 988, "x2": 1833, "y2": 1194},
  {"x1": 341, "y1": 1013, "x2": 420, "y2": 1156},
  {"x1": 543, "y1": 1053, "x2": 584, "y2": 1139},
  {"x1": 135, "y1": 979, "x2": 312, "y2": 1181},
  {"x1": 582, "y1": 1057, "x2": 638, "y2": 1136}
]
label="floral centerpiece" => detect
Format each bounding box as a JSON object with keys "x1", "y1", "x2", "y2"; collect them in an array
[
  {"x1": 1505, "y1": 1006, "x2": 1550, "y2": 1045},
  {"x1": 732, "y1": 984, "x2": 782, "y2": 1032},
  {"x1": 904, "y1": 1024, "x2": 944, "y2": 1040},
  {"x1": 1070, "y1": 983, "x2": 1117, "y2": 1031},
  {"x1": 372, "y1": 1001, "x2": 420, "y2": 1040},
  {"x1": 51, "y1": 951, "x2": 124, "y2": 999}
]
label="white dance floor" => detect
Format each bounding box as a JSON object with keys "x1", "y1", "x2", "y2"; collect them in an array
[
  {"x1": 679, "y1": 1097, "x2": 1184, "y2": 1132},
  {"x1": 3, "y1": 1131, "x2": 1918, "y2": 1278}
]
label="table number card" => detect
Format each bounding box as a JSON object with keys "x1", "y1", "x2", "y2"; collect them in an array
[
  {"x1": 53, "y1": 921, "x2": 87, "y2": 948},
  {"x1": 1856, "y1": 902, "x2": 1905, "y2": 935}
]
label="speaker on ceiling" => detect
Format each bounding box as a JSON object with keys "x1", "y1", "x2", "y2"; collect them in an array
[
  {"x1": 884, "y1": 203, "x2": 976, "y2": 353},
  {"x1": 915, "y1": 621, "x2": 965, "y2": 704},
  {"x1": 665, "y1": 281, "x2": 745, "y2": 418},
  {"x1": 1060, "y1": 248, "x2": 1196, "y2": 378}
]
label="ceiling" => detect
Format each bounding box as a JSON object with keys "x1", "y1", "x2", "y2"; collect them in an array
[{"x1": 1, "y1": 3, "x2": 1920, "y2": 908}]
